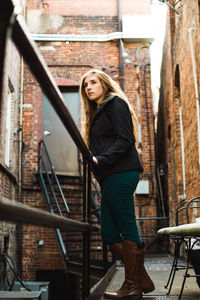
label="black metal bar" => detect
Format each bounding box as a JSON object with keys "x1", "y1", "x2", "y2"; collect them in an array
[
  {"x1": 52, "y1": 167, "x2": 70, "y2": 213},
  {"x1": 0, "y1": 197, "x2": 90, "y2": 232},
  {"x1": 82, "y1": 161, "x2": 91, "y2": 299},
  {"x1": 79, "y1": 157, "x2": 101, "y2": 222},
  {"x1": 103, "y1": 242, "x2": 108, "y2": 272},
  {"x1": 91, "y1": 179, "x2": 101, "y2": 199},
  {"x1": 39, "y1": 172, "x2": 55, "y2": 214},
  {"x1": 39, "y1": 140, "x2": 70, "y2": 213},
  {"x1": 41, "y1": 156, "x2": 63, "y2": 216}
]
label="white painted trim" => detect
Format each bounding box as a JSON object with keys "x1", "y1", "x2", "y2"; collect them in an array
[{"x1": 30, "y1": 32, "x2": 153, "y2": 43}]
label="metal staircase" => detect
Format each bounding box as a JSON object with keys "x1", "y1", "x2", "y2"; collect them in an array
[{"x1": 38, "y1": 140, "x2": 109, "y2": 283}]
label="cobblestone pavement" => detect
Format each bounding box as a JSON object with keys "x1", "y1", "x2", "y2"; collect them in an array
[{"x1": 102, "y1": 254, "x2": 200, "y2": 300}]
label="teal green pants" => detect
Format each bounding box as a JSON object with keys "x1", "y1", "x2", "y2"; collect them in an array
[{"x1": 100, "y1": 170, "x2": 142, "y2": 246}]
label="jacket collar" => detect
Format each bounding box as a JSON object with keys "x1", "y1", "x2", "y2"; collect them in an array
[
  {"x1": 95, "y1": 95, "x2": 116, "y2": 115},
  {"x1": 90, "y1": 96, "x2": 116, "y2": 128}
]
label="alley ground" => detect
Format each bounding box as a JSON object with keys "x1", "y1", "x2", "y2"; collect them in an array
[{"x1": 102, "y1": 254, "x2": 200, "y2": 300}]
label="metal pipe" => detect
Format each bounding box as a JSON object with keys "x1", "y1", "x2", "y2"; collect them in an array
[
  {"x1": 0, "y1": 197, "x2": 90, "y2": 232},
  {"x1": 18, "y1": 1, "x2": 26, "y2": 274},
  {"x1": 178, "y1": 100, "x2": 186, "y2": 198},
  {"x1": 31, "y1": 32, "x2": 123, "y2": 42},
  {"x1": 18, "y1": 55, "x2": 24, "y2": 278},
  {"x1": 82, "y1": 161, "x2": 91, "y2": 299},
  {"x1": 117, "y1": 0, "x2": 124, "y2": 89},
  {"x1": 188, "y1": 27, "x2": 200, "y2": 166}
]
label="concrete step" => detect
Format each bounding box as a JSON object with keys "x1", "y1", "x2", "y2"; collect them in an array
[{"x1": 0, "y1": 291, "x2": 41, "y2": 299}]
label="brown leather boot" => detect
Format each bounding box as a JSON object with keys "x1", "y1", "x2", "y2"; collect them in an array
[
  {"x1": 138, "y1": 245, "x2": 155, "y2": 294},
  {"x1": 104, "y1": 240, "x2": 143, "y2": 299},
  {"x1": 110, "y1": 242, "x2": 155, "y2": 294}
]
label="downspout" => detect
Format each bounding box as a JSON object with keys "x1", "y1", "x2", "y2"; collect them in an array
[
  {"x1": 136, "y1": 45, "x2": 155, "y2": 201},
  {"x1": 188, "y1": 27, "x2": 200, "y2": 166},
  {"x1": 18, "y1": 55, "x2": 24, "y2": 277},
  {"x1": 18, "y1": 0, "x2": 26, "y2": 277},
  {"x1": 178, "y1": 100, "x2": 186, "y2": 198},
  {"x1": 117, "y1": 0, "x2": 124, "y2": 89}
]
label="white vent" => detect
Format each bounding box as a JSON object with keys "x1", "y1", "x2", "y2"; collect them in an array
[{"x1": 135, "y1": 180, "x2": 149, "y2": 195}]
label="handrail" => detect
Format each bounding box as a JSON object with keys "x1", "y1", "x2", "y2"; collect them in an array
[
  {"x1": 38, "y1": 140, "x2": 70, "y2": 214},
  {"x1": 0, "y1": 198, "x2": 90, "y2": 232},
  {"x1": 1, "y1": 1, "x2": 91, "y2": 162}
]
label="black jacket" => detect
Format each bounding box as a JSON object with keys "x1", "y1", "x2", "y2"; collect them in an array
[{"x1": 89, "y1": 96, "x2": 143, "y2": 185}]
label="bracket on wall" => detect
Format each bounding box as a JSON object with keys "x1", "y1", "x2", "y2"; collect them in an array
[{"x1": 158, "y1": 0, "x2": 180, "y2": 14}]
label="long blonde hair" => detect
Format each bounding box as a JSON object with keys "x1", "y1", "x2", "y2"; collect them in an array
[{"x1": 80, "y1": 69, "x2": 138, "y2": 146}]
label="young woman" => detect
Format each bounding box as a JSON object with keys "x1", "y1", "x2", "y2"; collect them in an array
[{"x1": 80, "y1": 69, "x2": 154, "y2": 299}]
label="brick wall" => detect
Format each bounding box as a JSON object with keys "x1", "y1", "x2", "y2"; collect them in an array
[
  {"x1": 157, "y1": 0, "x2": 200, "y2": 228},
  {"x1": 26, "y1": 0, "x2": 151, "y2": 15},
  {"x1": 0, "y1": 37, "x2": 21, "y2": 286},
  {"x1": 21, "y1": 0, "x2": 157, "y2": 293}
]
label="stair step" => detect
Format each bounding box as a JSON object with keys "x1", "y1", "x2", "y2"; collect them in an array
[
  {"x1": 67, "y1": 257, "x2": 113, "y2": 279},
  {"x1": 0, "y1": 291, "x2": 41, "y2": 299},
  {"x1": 88, "y1": 263, "x2": 117, "y2": 300}
]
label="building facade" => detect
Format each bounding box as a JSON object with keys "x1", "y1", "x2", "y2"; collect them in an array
[
  {"x1": 0, "y1": 0, "x2": 25, "y2": 289},
  {"x1": 157, "y1": 0, "x2": 200, "y2": 227}
]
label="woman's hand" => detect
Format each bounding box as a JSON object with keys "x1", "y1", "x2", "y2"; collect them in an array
[{"x1": 93, "y1": 156, "x2": 98, "y2": 165}]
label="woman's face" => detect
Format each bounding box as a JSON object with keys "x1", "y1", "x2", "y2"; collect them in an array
[{"x1": 83, "y1": 74, "x2": 105, "y2": 104}]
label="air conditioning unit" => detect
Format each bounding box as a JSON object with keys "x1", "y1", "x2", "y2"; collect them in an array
[{"x1": 122, "y1": 15, "x2": 154, "y2": 42}]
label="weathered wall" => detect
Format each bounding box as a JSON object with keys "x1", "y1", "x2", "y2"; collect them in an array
[
  {"x1": 157, "y1": 0, "x2": 200, "y2": 228},
  {"x1": 0, "y1": 37, "x2": 21, "y2": 286},
  {"x1": 26, "y1": 0, "x2": 151, "y2": 16}
]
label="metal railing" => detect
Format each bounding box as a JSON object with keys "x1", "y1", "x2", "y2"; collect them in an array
[
  {"x1": 79, "y1": 156, "x2": 101, "y2": 222},
  {"x1": 38, "y1": 140, "x2": 71, "y2": 271},
  {"x1": 38, "y1": 140, "x2": 70, "y2": 215},
  {"x1": 0, "y1": 1, "x2": 105, "y2": 298}
]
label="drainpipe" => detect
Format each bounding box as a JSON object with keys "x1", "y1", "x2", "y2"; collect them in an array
[
  {"x1": 117, "y1": 0, "x2": 124, "y2": 89},
  {"x1": 18, "y1": 0, "x2": 26, "y2": 277},
  {"x1": 178, "y1": 100, "x2": 186, "y2": 198},
  {"x1": 188, "y1": 27, "x2": 200, "y2": 166},
  {"x1": 18, "y1": 55, "x2": 24, "y2": 277}
]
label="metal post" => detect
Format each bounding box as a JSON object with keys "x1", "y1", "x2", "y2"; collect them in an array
[
  {"x1": 82, "y1": 160, "x2": 91, "y2": 299},
  {"x1": 103, "y1": 242, "x2": 108, "y2": 272}
]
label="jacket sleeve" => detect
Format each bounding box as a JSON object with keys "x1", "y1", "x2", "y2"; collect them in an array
[{"x1": 95, "y1": 97, "x2": 135, "y2": 168}]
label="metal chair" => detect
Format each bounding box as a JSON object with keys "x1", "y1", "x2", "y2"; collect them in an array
[{"x1": 165, "y1": 196, "x2": 200, "y2": 297}]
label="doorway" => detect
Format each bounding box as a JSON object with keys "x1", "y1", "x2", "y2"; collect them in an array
[
  {"x1": 36, "y1": 270, "x2": 76, "y2": 300},
  {"x1": 42, "y1": 87, "x2": 80, "y2": 175}
]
